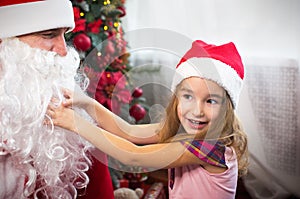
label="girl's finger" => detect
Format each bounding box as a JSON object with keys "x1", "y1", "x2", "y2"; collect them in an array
[
  {"x1": 47, "y1": 103, "x2": 56, "y2": 111},
  {"x1": 62, "y1": 88, "x2": 72, "y2": 99},
  {"x1": 50, "y1": 97, "x2": 60, "y2": 104},
  {"x1": 63, "y1": 98, "x2": 72, "y2": 107},
  {"x1": 46, "y1": 109, "x2": 55, "y2": 118},
  {"x1": 43, "y1": 117, "x2": 51, "y2": 125}
]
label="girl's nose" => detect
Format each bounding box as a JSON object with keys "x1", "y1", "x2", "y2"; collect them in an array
[{"x1": 192, "y1": 102, "x2": 204, "y2": 117}]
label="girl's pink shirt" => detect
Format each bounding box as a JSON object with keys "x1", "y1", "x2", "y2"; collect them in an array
[{"x1": 168, "y1": 147, "x2": 238, "y2": 199}]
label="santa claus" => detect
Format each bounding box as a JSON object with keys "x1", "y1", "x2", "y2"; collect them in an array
[{"x1": 0, "y1": 0, "x2": 114, "y2": 198}]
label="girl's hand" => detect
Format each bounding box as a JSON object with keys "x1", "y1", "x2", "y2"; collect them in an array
[
  {"x1": 46, "y1": 102, "x2": 78, "y2": 132},
  {"x1": 61, "y1": 86, "x2": 93, "y2": 109}
]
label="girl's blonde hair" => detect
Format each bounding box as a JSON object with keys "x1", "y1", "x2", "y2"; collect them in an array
[{"x1": 158, "y1": 81, "x2": 249, "y2": 177}]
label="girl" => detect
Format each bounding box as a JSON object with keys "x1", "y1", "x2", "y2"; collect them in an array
[{"x1": 47, "y1": 40, "x2": 248, "y2": 199}]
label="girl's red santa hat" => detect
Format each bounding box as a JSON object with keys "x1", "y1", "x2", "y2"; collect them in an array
[
  {"x1": 0, "y1": 0, "x2": 74, "y2": 39},
  {"x1": 172, "y1": 40, "x2": 244, "y2": 109}
]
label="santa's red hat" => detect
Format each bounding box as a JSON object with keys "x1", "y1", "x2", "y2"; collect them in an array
[
  {"x1": 172, "y1": 40, "x2": 244, "y2": 109},
  {"x1": 0, "y1": 0, "x2": 74, "y2": 39}
]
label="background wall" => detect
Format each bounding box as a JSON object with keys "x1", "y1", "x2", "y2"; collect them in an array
[{"x1": 123, "y1": 0, "x2": 300, "y2": 60}]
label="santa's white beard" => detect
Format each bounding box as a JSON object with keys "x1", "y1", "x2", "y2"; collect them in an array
[{"x1": 0, "y1": 38, "x2": 93, "y2": 199}]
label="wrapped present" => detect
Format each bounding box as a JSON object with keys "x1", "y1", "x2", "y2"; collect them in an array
[{"x1": 144, "y1": 182, "x2": 166, "y2": 199}]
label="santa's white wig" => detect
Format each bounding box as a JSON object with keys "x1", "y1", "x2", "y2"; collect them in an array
[{"x1": 0, "y1": 38, "x2": 93, "y2": 198}]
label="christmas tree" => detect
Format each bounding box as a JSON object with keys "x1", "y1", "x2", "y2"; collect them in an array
[
  {"x1": 67, "y1": 0, "x2": 150, "y2": 189},
  {"x1": 67, "y1": 0, "x2": 147, "y2": 123}
]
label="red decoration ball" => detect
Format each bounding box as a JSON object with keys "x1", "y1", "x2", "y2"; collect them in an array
[
  {"x1": 132, "y1": 87, "x2": 143, "y2": 98},
  {"x1": 129, "y1": 104, "x2": 146, "y2": 122},
  {"x1": 73, "y1": 33, "x2": 91, "y2": 52}
]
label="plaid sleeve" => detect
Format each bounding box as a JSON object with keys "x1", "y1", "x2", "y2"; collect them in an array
[{"x1": 180, "y1": 140, "x2": 227, "y2": 168}]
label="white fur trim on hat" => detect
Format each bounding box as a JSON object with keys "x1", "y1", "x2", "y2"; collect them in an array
[
  {"x1": 0, "y1": 0, "x2": 74, "y2": 39},
  {"x1": 171, "y1": 57, "x2": 243, "y2": 108}
]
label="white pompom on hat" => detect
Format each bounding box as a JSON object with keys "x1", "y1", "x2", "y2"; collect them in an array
[
  {"x1": 0, "y1": 0, "x2": 75, "y2": 39},
  {"x1": 171, "y1": 40, "x2": 244, "y2": 109}
]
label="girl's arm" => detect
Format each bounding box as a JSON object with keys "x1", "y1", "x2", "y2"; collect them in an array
[
  {"x1": 61, "y1": 87, "x2": 159, "y2": 144},
  {"x1": 47, "y1": 104, "x2": 210, "y2": 169}
]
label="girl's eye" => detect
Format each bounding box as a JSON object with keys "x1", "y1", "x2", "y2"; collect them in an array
[
  {"x1": 182, "y1": 94, "x2": 193, "y2": 100},
  {"x1": 207, "y1": 99, "x2": 217, "y2": 104}
]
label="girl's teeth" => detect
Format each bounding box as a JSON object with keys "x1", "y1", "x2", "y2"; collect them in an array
[{"x1": 190, "y1": 119, "x2": 201, "y2": 124}]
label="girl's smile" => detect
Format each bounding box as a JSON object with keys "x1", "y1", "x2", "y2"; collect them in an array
[{"x1": 187, "y1": 118, "x2": 208, "y2": 130}]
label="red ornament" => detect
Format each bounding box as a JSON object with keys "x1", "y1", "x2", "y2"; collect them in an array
[
  {"x1": 129, "y1": 104, "x2": 146, "y2": 122},
  {"x1": 73, "y1": 33, "x2": 91, "y2": 52},
  {"x1": 132, "y1": 87, "x2": 143, "y2": 98}
]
